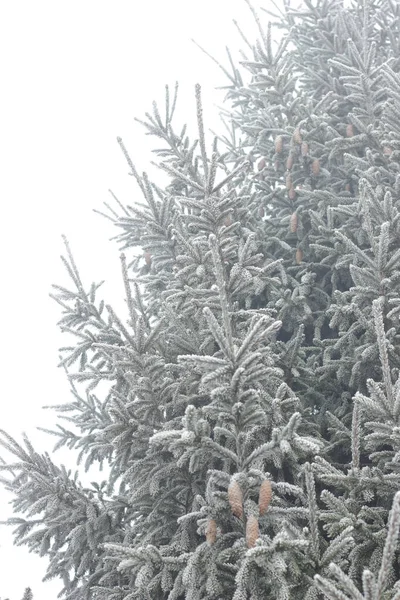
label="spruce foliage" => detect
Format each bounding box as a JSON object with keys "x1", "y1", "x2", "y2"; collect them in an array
[{"x1": 2, "y1": 0, "x2": 400, "y2": 598}]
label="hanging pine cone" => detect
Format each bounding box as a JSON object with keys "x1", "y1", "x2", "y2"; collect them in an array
[
  {"x1": 206, "y1": 518, "x2": 217, "y2": 545},
  {"x1": 275, "y1": 135, "x2": 283, "y2": 153},
  {"x1": 288, "y1": 186, "x2": 296, "y2": 201},
  {"x1": 286, "y1": 153, "x2": 294, "y2": 170},
  {"x1": 345, "y1": 183, "x2": 351, "y2": 192},
  {"x1": 290, "y1": 212, "x2": 298, "y2": 233},
  {"x1": 301, "y1": 141, "x2": 309, "y2": 157},
  {"x1": 293, "y1": 127, "x2": 302, "y2": 144},
  {"x1": 259, "y1": 206, "x2": 265, "y2": 218},
  {"x1": 223, "y1": 214, "x2": 233, "y2": 227},
  {"x1": 296, "y1": 248, "x2": 303, "y2": 264},
  {"x1": 346, "y1": 124, "x2": 354, "y2": 137},
  {"x1": 311, "y1": 158, "x2": 320, "y2": 176},
  {"x1": 144, "y1": 251, "x2": 152, "y2": 266},
  {"x1": 286, "y1": 173, "x2": 292, "y2": 189},
  {"x1": 259, "y1": 480, "x2": 273, "y2": 515},
  {"x1": 257, "y1": 157, "x2": 266, "y2": 171},
  {"x1": 228, "y1": 481, "x2": 243, "y2": 518},
  {"x1": 246, "y1": 515, "x2": 259, "y2": 548}
]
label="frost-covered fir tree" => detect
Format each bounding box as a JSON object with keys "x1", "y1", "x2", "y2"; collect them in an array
[
  {"x1": 0, "y1": 588, "x2": 33, "y2": 600},
  {"x1": 2, "y1": 0, "x2": 400, "y2": 598}
]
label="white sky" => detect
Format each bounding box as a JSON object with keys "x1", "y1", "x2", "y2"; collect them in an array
[{"x1": 0, "y1": 1, "x2": 267, "y2": 597}]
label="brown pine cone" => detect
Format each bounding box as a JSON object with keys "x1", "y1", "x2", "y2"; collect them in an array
[
  {"x1": 228, "y1": 481, "x2": 243, "y2": 518},
  {"x1": 257, "y1": 157, "x2": 266, "y2": 171},
  {"x1": 275, "y1": 136, "x2": 283, "y2": 153},
  {"x1": 311, "y1": 158, "x2": 320, "y2": 176},
  {"x1": 246, "y1": 515, "x2": 259, "y2": 548},
  {"x1": 286, "y1": 153, "x2": 294, "y2": 170},
  {"x1": 290, "y1": 212, "x2": 298, "y2": 233},
  {"x1": 259, "y1": 480, "x2": 273, "y2": 515},
  {"x1": 223, "y1": 214, "x2": 233, "y2": 227},
  {"x1": 301, "y1": 142, "x2": 309, "y2": 156},
  {"x1": 206, "y1": 519, "x2": 217, "y2": 545},
  {"x1": 293, "y1": 127, "x2": 302, "y2": 144}
]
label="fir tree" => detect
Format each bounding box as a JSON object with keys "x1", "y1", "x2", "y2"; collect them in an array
[
  {"x1": 0, "y1": 588, "x2": 33, "y2": 600},
  {"x1": 1, "y1": 0, "x2": 400, "y2": 598}
]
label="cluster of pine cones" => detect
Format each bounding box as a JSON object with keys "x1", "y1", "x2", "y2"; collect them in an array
[{"x1": 206, "y1": 479, "x2": 272, "y2": 548}]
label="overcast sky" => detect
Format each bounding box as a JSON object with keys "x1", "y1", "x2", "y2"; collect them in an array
[{"x1": 0, "y1": 1, "x2": 269, "y2": 597}]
